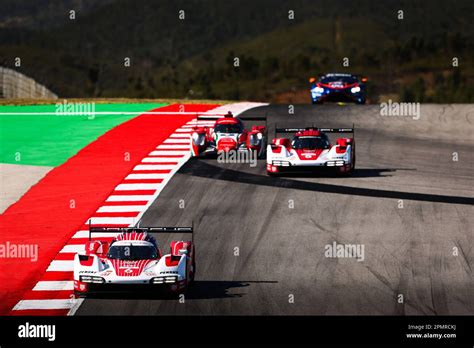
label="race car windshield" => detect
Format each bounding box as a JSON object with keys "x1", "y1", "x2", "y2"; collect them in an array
[
  {"x1": 107, "y1": 245, "x2": 158, "y2": 260},
  {"x1": 214, "y1": 123, "x2": 243, "y2": 133},
  {"x1": 292, "y1": 137, "x2": 330, "y2": 150},
  {"x1": 320, "y1": 76, "x2": 357, "y2": 84}
]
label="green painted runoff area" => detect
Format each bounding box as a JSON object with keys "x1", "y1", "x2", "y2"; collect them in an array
[{"x1": 0, "y1": 103, "x2": 166, "y2": 166}]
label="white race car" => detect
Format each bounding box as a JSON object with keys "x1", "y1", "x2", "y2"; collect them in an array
[
  {"x1": 73, "y1": 226, "x2": 195, "y2": 296},
  {"x1": 266, "y1": 126, "x2": 355, "y2": 175}
]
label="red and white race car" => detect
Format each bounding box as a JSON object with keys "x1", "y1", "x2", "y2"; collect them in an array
[
  {"x1": 191, "y1": 112, "x2": 266, "y2": 157},
  {"x1": 73, "y1": 226, "x2": 195, "y2": 296},
  {"x1": 266, "y1": 126, "x2": 355, "y2": 175}
]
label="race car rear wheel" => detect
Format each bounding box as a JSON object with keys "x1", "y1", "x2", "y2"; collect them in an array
[
  {"x1": 350, "y1": 146, "x2": 356, "y2": 174},
  {"x1": 190, "y1": 260, "x2": 196, "y2": 282}
]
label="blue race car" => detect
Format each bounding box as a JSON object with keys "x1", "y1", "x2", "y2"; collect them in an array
[{"x1": 309, "y1": 73, "x2": 367, "y2": 104}]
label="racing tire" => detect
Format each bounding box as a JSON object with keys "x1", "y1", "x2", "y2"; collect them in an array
[
  {"x1": 351, "y1": 147, "x2": 356, "y2": 173},
  {"x1": 73, "y1": 290, "x2": 88, "y2": 298},
  {"x1": 190, "y1": 260, "x2": 196, "y2": 282},
  {"x1": 257, "y1": 146, "x2": 266, "y2": 160}
]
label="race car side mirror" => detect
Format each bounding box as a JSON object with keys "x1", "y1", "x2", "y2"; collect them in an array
[
  {"x1": 85, "y1": 240, "x2": 108, "y2": 256},
  {"x1": 272, "y1": 138, "x2": 292, "y2": 149},
  {"x1": 309, "y1": 77, "x2": 316, "y2": 83}
]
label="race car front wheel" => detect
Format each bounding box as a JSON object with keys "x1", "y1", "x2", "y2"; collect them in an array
[
  {"x1": 73, "y1": 290, "x2": 88, "y2": 298},
  {"x1": 190, "y1": 260, "x2": 196, "y2": 282}
]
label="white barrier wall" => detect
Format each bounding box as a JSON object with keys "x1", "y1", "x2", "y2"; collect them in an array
[{"x1": 0, "y1": 67, "x2": 58, "y2": 99}]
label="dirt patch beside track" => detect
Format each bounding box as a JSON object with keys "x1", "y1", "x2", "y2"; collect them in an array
[{"x1": 0, "y1": 164, "x2": 52, "y2": 213}]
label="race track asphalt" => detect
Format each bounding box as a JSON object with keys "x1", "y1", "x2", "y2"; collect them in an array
[{"x1": 76, "y1": 104, "x2": 473, "y2": 315}]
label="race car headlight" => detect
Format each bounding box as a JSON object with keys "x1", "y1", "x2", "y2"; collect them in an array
[
  {"x1": 326, "y1": 161, "x2": 345, "y2": 167},
  {"x1": 192, "y1": 132, "x2": 205, "y2": 146},
  {"x1": 80, "y1": 276, "x2": 105, "y2": 284},
  {"x1": 351, "y1": 86, "x2": 361, "y2": 93},
  {"x1": 272, "y1": 160, "x2": 290, "y2": 166},
  {"x1": 151, "y1": 276, "x2": 178, "y2": 284},
  {"x1": 313, "y1": 87, "x2": 324, "y2": 93},
  {"x1": 249, "y1": 134, "x2": 261, "y2": 146}
]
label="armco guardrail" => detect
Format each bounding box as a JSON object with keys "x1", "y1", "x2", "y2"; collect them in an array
[{"x1": 0, "y1": 67, "x2": 58, "y2": 99}]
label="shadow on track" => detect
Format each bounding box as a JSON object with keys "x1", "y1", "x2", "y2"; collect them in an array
[
  {"x1": 262, "y1": 167, "x2": 412, "y2": 178},
  {"x1": 182, "y1": 159, "x2": 473, "y2": 206},
  {"x1": 186, "y1": 280, "x2": 277, "y2": 299},
  {"x1": 79, "y1": 280, "x2": 277, "y2": 300}
]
